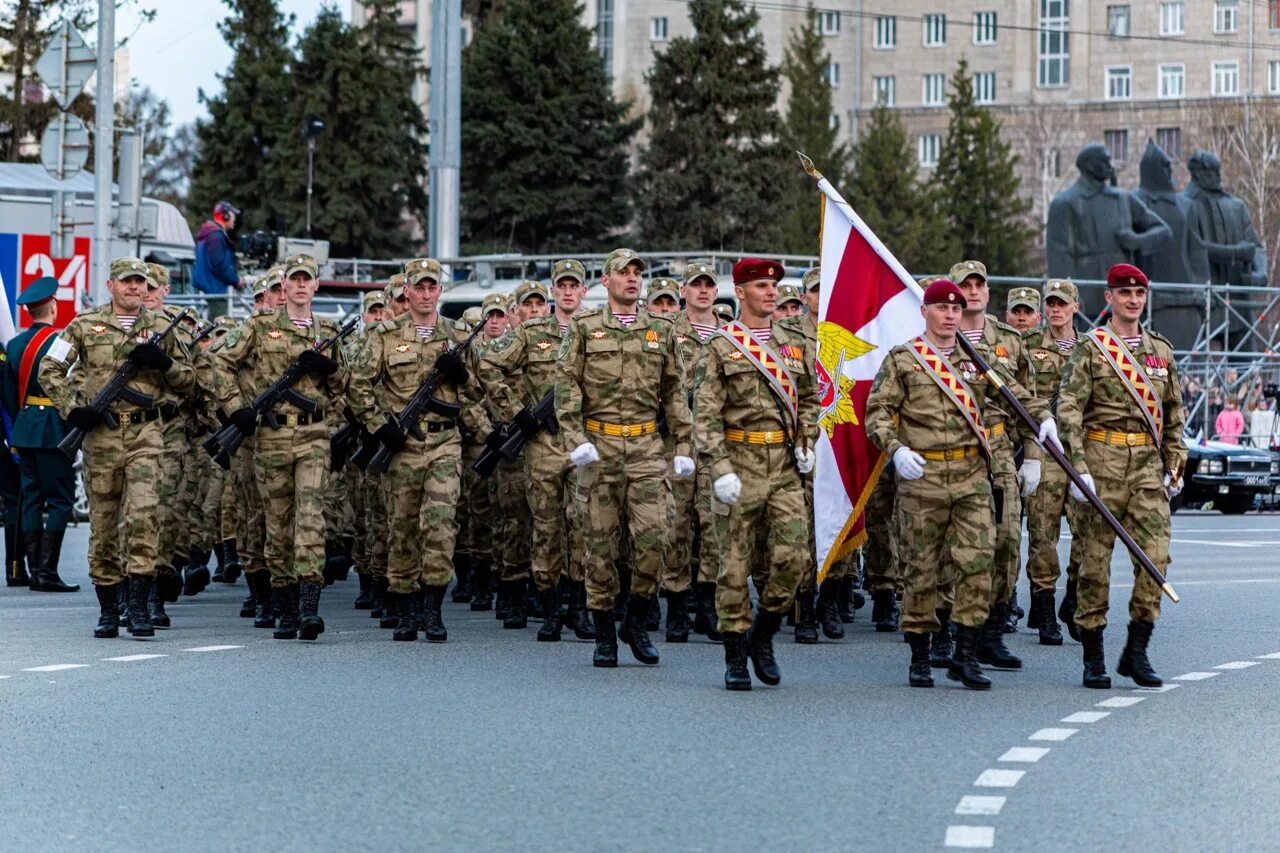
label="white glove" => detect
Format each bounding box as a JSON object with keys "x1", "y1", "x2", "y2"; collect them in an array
[
  {"x1": 892, "y1": 446, "x2": 926, "y2": 480},
  {"x1": 1163, "y1": 472, "x2": 1183, "y2": 499},
  {"x1": 794, "y1": 447, "x2": 816, "y2": 474},
  {"x1": 1069, "y1": 472, "x2": 1095, "y2": 502},
  {"x1": 1038, "y1": 418, "x2": 1063, "y2": 454},
  {"x1": 569, "y1": 442, "x2": 600, "y2": 467},
  {"x1": 1018, "y1": 459, "x2": 1042, "y2": 498},
  {"x1": 673, "y1": 455, "x2": 695, "y2": 479},
  {"x1": 713, "y1": 472, "x2": 742, "y2": 505}
]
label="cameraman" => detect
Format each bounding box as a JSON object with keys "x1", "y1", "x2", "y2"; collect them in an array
[{"x1": 194, "y1": 200, "x2": 246, "y2": 317}]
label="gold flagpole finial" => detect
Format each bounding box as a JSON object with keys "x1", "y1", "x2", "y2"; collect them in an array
[{"x1": 797, "y1": 151, "x2": 823, "y2": 181}]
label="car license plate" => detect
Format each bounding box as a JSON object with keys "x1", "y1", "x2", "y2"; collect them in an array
[{"x1": 1244, "y1": 475, "x2": 1267, "y2": 485}]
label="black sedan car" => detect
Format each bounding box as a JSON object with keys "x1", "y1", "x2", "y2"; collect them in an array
[{"x1": 1174, "y1": 437, "x2": 1280, "y2": 514}]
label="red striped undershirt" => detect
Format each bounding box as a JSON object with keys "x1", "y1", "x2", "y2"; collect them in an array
[
  {"x1": 614, "y1": 313, "x2": 636, "y2": 327},
  {"x1": 691, "y1": 321, "x2": 717, "y2": 340}
]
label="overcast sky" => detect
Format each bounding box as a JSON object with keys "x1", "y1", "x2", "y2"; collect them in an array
[{"x1": 116, "y1": 0, "x2": 348, "y2": 128}]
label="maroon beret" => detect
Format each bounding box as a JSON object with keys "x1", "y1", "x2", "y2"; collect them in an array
[
  {"x1": 1106, "y1": 263, "x2": 1149, "y2": 288},
  {"x1": 732, "y1": 258, "x2": 784, "y2": 285},
  {"x1": 922, "y1": 278, "x2": 967, "y2": 307}
]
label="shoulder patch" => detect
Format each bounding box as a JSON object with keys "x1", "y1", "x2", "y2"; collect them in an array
[
  {"x1": 223, "y1": 328, "x2": 243, "y2": 348},
  {"x1": 1148, "y1": 330, "x2": 1173, "y2": 347},
  {"x1": 490, "y1": 336, "x2": 513, "y2": 352},
  {"x1": 375, "y1": 319, "x2": 400, "y2": 333},
  {"x1": 993, "y1": 319, "x2": 1021, "y2": 336}
]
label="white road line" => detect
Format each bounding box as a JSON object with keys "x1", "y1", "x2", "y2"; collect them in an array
[
  {"x1": 0, "y1": 675, "x2": 10, "y2": 679},
  {"x1": 1133, "y1": 684, "x2": 1180, "y2": 693},
  {"x1": 182, "y1": 645, "x2": 243, "y2": 652},
  {"x1": 998, "y1": 747, "x2": 1050, "y2": 763},
  {"x1": 955, "y1": 796, "x2": 1006, "y2": 816},
  {"x1": 945, "y1": 826, "x2": 995, "y2": 848},
  {"x1": 1061, "y1": 711, "x2": 1110, "y2": 724},
  {"x1": 102, "y1": 654, "x2": 167, "y2": 662},
  {"x1": 974, "y1": 769, "x2": 1025, "y2": 788},
  {"x1": 1170, "y1": 538, "x2": 1278, "y2": 548},
  {"x1": 1256, "y1": 652, "x2": 1280, "y2": 659},
  {"x1": 1214, "y1": 661, "x2": 1260, "y2": 670},
  {"x1": 1097, "y1": 696, "x2": 1145, "y2": 708},
  {"x1": 22, "y1": 663, "x2": 89, "y2": 672},
  {"x1": 1172, "y1": 672, "x2": 1220, "y2": 681},
  {"x1": 1029, "y1": 727, "x2": 1078, "y2": 742}
]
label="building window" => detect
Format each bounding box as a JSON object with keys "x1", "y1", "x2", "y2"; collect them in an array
[
  {"x1": 1043, "y1": 149, "x2": 1062, "y2": 179},
  {"x1": 1161, "y1": 1, "x2": 1185, "y2": 35},
  {"x1": 874, "y1": 15, "x2": 896, "y2": 48},
  {"x1": 1270, "y1": 60, "x2": 1280, "y2": 93},
  {"x1": 1104, "y1": 129, "x2": 1129, "y2": 163},
  {"x1": 873, "y1": 75, "x2": 896, "y2": 107},
  {"x1": 923, "y1": 73, "x2": 946, "y2": 106},
  {"x1": 974, "y1": 71, "x2": 997, "y2": 104},
  {"x1": 1106, "y1": 66, "x2": 1132, "y2": 100},
  {"x1": 1038, "y1": 0, "x2": 1070, "y2": 88},
  {"x1": 597, "y1": 0, "x2": 613, "y2": 78},
  {"x1": 1159, "y1": 63, "x2": 1185, "y2": 98},
  {"x1": 826, "y1": 62, "x2": 841, "y2": 89},
  {"x1": 1213, "y1": 60, "x2": 1241, "y2": 95},
  {"x1": 1271, "y1": 0, "x2": 1280, "y2": 29},
  {"x1": 1108, "y1": 5, "x2": 1131, "y2": 37},
  {"x1": 1156, "y1": 127, "x2": 1182, "y2": 158},
  {"x1": 919, "y1": 134, "x2": 941, "y2": 168},
  {"x1": 923, "y1": 13, "x2": 947, "y2": 46},
  {"x1": 650, "y1": 16, "x2": 667, "y2": 42},
  {"x1": 1215, "y1": 0, "x2": 1239, "y2": 34},
  {"x1": 973, "y1": 11, "x2": 998, "y2": 45},
  {"x1": 819, "y1": 10, "x2": 841, "y2": 36}
]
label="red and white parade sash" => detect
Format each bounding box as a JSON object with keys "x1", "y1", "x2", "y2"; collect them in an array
[
  {"x1": 1087, "y1": 327, "x2": 1163, "y2": 444},
  {"x1": 717, "y1": 321, "x2": 798, "y2": 430},
  {"x1": 905, "y1": 336, "x2": 991, "y2": 459}
]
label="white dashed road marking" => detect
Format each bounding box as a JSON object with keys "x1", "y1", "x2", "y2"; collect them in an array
[
  {"x1": 1028, "y1": 728, "x2": 1077, "y2": 742},
  {"x1": 974, "y1": 769, "x2": 1025, "y2": 788},
  {"x1": 1061, "y1": 711, "x2": 1109, "y2": 724},
  {"x1": 998, "y1": 747, "x2": 1050, "y2": 763},
  {"x1": 1134, "y1": 684, "x2": 1180, "y2": 692},
  {"x1": 1256, "y1": 652, "x2": 1280, "y2": 659},
  {"x1": 1214, "y1": 661, "x2": 1259, "y2": 670},
  {"x1": 182, "y1": 645, "x2": 243, "y2": 652},
  {"x1": 22, "y1": 664, "x2": 89, "y2": 672},
  {"x1": 945, "y1": 826, "x2": 995, "y2": 848},
  {"x1": 955, "y1": 796, "x2": 1006, "y2": 816},
  {"x1": 1172, "y1": 672, "x2": 1220, "y2": 681},
  {"x1": 1097, "y1": 696, "x2": 1145, "y2": 708},
  {"x1": 102, "y1": 654, "x2": 167, "y2": 662}
]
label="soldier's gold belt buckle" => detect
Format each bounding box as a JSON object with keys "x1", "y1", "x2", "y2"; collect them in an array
[
  {"x1": 621, "y1": 424, "x2": 632, "y2": 437},
  {"x1": 1126, "y1": 432, "x2": 1139, "y2": 446},
  {"x1": 763, "y1": 431, "x2": 775, "y2": 443}
]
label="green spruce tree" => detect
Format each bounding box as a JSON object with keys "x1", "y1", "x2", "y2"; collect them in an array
[
  {"x1": 637, "y1": 0, "x2": 783, "y2": 251},
  {"x1": 934, "y1": 59, "x2": 1034, "y2": 273},
  {"x1": 460, "y1": 0, "x2": 636, "y2": 253}
]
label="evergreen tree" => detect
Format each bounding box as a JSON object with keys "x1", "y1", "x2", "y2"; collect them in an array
[
  {"x1": 460, "y1": 0, "x2": 635, "y2": 253},
  {"x1": 637, "y1": 0, "x2": 782, "y2": 251},
  {"x1": 934, "y1": 59, "x2": 1034, "y2": 273},
  {"x1": 847, "y1": 104, "x2": 956, "y2": 276},
  {"x1": 779, "y1": 5, "x2": 852, "y2": 255}
]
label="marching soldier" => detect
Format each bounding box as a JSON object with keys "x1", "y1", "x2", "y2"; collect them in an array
[
  {"x1": 40, "y1": 257, "x2": 194, "y2": 638},
  {"x1": 645, "y1": 278, "x2": 680, "y2": 315},
  {"x1": 774, "y1": 284, "x2": 804, "y2": 319},
  {"x1": 349, "y1": 289, "x2": 391, "y2": 610},
  {"x1": 693, "y1": 258, "x2": 818, "y2": 690},
  {"x1": 556, "y1": 248, "x2": 693, "y2": 668},
  {"x1": 1005, "y1": 287, "x2": 1042, "y2": 332},
  {"x1": 1057, "y1": 263, "x2": 1185, "y2": 689}
]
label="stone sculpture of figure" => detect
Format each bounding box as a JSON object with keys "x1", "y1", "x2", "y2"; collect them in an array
[
  {"x1": 1182, "y1": 150, "x2": 1267, "y2": 288},
  {"x1": 1046, "y1": 143, "x2": 1172, "y2": 320}
]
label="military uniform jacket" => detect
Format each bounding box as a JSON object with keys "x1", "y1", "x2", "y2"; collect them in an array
[
  {"x1": 479, "y1": 315, "x2": 563, "y2": 423},
  {"x1": 5, "y1": 322, "x2": 67, "y2": 448},
  {"x1": 693, "y1": 320, "x2": 819, "y2": 481},
  {"x1": 1056, "y1": 323, "x2": 1186, "y2": 479},
  {"x1": 970, "y1": 314, "x2": 1042, "y2": 470},
  {"x1": 40, "y1": 305, "x2": 195, "y2": 420},
  {"x1": 1021, "y1": 326, "x2": 1078, "y2": 409},
  {"x1": 214, "y1": 307, "x2": 347, "y2": 415},
  {"x1": 555, "y1": 306, "x2": 692, "y2": 457}
]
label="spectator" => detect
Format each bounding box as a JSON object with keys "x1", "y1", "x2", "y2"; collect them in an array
[
  {"x1": 193, "y1": 200, "x2": 245, "y2": 317},
  {"x1": 1215, "y1": 395, "x2": 1246, "y2": 444}
]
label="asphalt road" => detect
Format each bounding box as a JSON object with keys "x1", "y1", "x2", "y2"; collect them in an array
[{"x1": 1, "y1": 512, "x2": 1277, "y2": 852}]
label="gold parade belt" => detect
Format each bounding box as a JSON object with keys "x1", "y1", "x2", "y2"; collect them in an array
[
  {"x1": 984, "y1": 422, "x2": 1005, "y2": 439},
  {"x1": 24, "y1": 396, "x2": 53, "y2": 407},
  {"x1": 724, "y1": 428, "x2": 787, "y2": 445},
  {"x1": 584, "y1": 418, "x2": 657, "y2": 438},
  {"x1": 920, "y1": 446, "x2": 981, "y2": 462},
  {"x1": 1086, "y1": 428, "x2": 1152, "y2": 447}
]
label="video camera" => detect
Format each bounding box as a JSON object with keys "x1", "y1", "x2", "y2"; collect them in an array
[
  {"x1": 238, "y1": 230, "x2": 282, "y2": 267},
  {"x1": 1263, "y1": 384, "x2": 1279, "y2": 401}
]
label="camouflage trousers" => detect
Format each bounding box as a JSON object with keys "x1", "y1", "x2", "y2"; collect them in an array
[
  {"x1": 362, "y1": 471, "x2": 388, "y2": 580},
  {"x1": 183, "y1": 448, "x2": 215, "y2": 550},
  {"x1": 455, "y1": 441, "x2": 491, "y2": 574},
  {"x1": 527, "y1": 435, "x2": 577, "y2": 593},
  {"x1": 323, "y1": 462, "x2": 357, "y2": 540},
  {"x1": 577, "y1": 433, "x2": 669, "y2": 612},
  {"x1": 196, "y1": 457, "x2": 226, "y2": 549},
  {"x1": 83, "y1": 420, "x2": 162, "y2": 583},
  {"x1": 1026, "y1": 466, "x2": 1083, "y2": 591},
  {"x1": 230, "y1": 438, "x2": 266, "y2": 573},
  {"x1": 1074, "y1": 442, "x2": 1170, "y2": 631},
  {"x1": 695, "y1": 464, "x2": 719, "y2": 585},
  {"x1": 155, "y1": 423, "x2": 188, "y2": 560},
  {"x1": 989, "y1": 468, "x2": 1021, "y2": 605},
  {"x1": 659, "y1": 464, "x2": 695, "y2": 594},
  {"x1": 713, "y1": 443, "x2": 807, "y2": 634},
  {"x1": 219, "y1": 469, "x2": 235, "y2": 540},
  {"x1": 490, "y1": 457, "x2": 531, "y2": 581},
  {"x1": 385, "y1": 431, "x2": 462, "y2": 594},
  {"x1": 862, "y1": 461, "x2": 900, "y2": 592},
  {"x1": 254, "y1": 423, "x2": 329, "y2": 587},
  {"x1": 895, "y1": 455, "x2": 994, "y2": 633}
]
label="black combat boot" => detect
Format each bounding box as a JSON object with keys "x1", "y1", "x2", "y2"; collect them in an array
[
  {"x1": 117, "y1": 581, "x2": 129, "y2": 626},
  {"x1": 240, "y1": 584, "x2": 256, "y2": 618},
  {"x1": 378, "y1": 579, "x2": 399, "y2": 629},
  {"x1": 389, "y1": 592, "x2": 415, "y2": 641},
  {"x1": 156, "y1": 561, "x2": 182, "y2": 603},
  {"x1": 1116, "y1": 620, "x2": 1162, "y2": 687},
  {"x1": 421, "y1": 586, "x2": 448, "y2": 642},
  {"x1": 837, "y1": 575, "x2": 856, "y2": 623},
  {"x1": 470, "y1": 564, "x2": 493, "y2": 611},
  {"x1": 222, "y1": 538, "x2": 242, "y2": 583},
  {"x1": 694, "y1": 582, "x2": 722, "y2": 642},
  {"x1": 251, "y1": 572, "x2": 276, "y2": 628},
  {"x1": 1005, "y1": 591, "x2": 1022, "y2": 632},
  {"x1": 1059, "y1": 579, "x2": 1080, "y2": 642},
  {"x1": 149, "y1": 581, "x2": 171, "y2": 629},
  {"x1": 127, "y1": 575, "x2": 155, "y2": 638},
  {"x1": 502, "y1": 579, "x2": 528, "y2": 629},
  {"x1": 646, "y1": 594, "x2": 661, "y2": 631},
  {"x1": 872, "y1": 588, "x2": 900, "y2": 632},
  {"x1": 536, "y1": 587, "x2": 563, "y2": 642},
  {"x1": 183, "y1": 545, "x2": 212, "y2": 596},
  {"x1": 494, "y1": 576, "x2": 512, "y2": 622},
  {"x1": 747, "y1": 609, "x2": 783, "y2": 686},
  {"x1": 5, "y1": 524, "x2": 28, "y2": 586},
  {"x1": 212, "y1": 540, "x2": 227, "y2": 583},
  {"x1": 564, "y1": 581, "x2": 595, "y2": 640},
  {"x1": 94, "y1": 584, "x2": 120, "y2": 638},
  {"x1": 793, "y1": 588, "x2": 818, "y2": 644},
  {"x1": 337, "y1": 536, "x2": 355, "y2": 581},
  {"x1": 298, "y1": 581, "x2": 324, "y2": 640},
  {"x1": 907, "y1": 632, "x2": 934, "y2": 687},
  {"x1": 817, "y1": 579, "x2": 846, "y2": 640},
  {"x1": 1027, "y1": 587, "x2": 1043, "y2": 629},
  {"x1": 977, "y1": 604, "x2": 1023, "y2": 670},
  {"x1": 353, "y1": 573, "x2": 373, "y2": 609},
  {"x1": 273, "y1": 585, "x2": 300, "y2": 640},
  {"x1": 619, "y1": 594, "x2": 660, "y2": 665},
  {"x1": 722, "y1": 633, "x2": 752, "y2": 691},
  {"x1": 947, "y1": 624, "x2": 992, "y2": 690},
  {"x1": 665, "y1": 589, "x2": 690, "y2": 643},
  {"x1": 1033, "y1": 589, "x2": 1063, "y2": 646},
  {"x1": 451, "y1": 554, "x2": 473, "y2": 603},
  {"x1": 1081, "y1": 628, "x2": 1111, "y2": 689},
  {"x1": 613, "y1": 569, "x2": 631, "y2": 622},
  {"x1": 370, "y1": 576, "x2": 386, "y2": 619},
  {"x1": 591, "y1": 610, "x2": 618, "y2": 667},
  {"x1": 527, "y1": 574, "x2": 543, "y2": 619},
  {"x1": 321, "y1": 540, "x2": 340, "y2": 586},
  {"x1": 21, "y1": 533, "x2": 41, "y2": 590},
  {"x1": 931, "y1": 608, "x2": 955, "y2": 668},
  {"x1": 30, "y1": 529, "x2": 79, "y2": 592}
]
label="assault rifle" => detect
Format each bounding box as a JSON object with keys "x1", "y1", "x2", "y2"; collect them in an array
[{"x1": 472, "y1": 388, "x2": 558, "y2": 477}]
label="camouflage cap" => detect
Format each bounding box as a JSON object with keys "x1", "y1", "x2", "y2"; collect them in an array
[
  {"x1": 462, "y1": 306, "x2": 482, "y2": 326},
  {"x1": 515, "y1": 279, "x2": 549, "y2": 304},
  {"x1": 552, "y1": 258, "x2": 586, "y2": 284},
  {"x1": 284, "y1": 253, "x2": 318, "y2": 280},
  {"x1": 110, "y1": 257, "x2": 150, "y2": 281},
  {"x1": 778, "y1": 283, "x2": 804, "y2": 305},
  {"x1": 603, "y1": 247, "x2": 647, "y2": 273},
  {"x1": 362, "y1": 290, "x2": 386, "y2": 312},
  {"x1": 948, "y1": 260, "x2": 988, "y2": 284},
  {"x1": 802, "y1": 266, "x2": 821, "y2": 291},
  {"x1": 252, "y1": 277, "x2": 268, "y2": 297},
  {"x1": 647, "y1": 278, "x2": 680, "y2": 304},
  {"x1": 146, "y1": 262, "x2": 170, "y2": 289},
  {"x1": 405, "y1": 257, "x2": 443, "y2": 286},
  {"x1": 1043, "y1": 279, "x2": 1079, "y2": 303},
  {"x1": 713, "y1": 303, "x2": 735, "y2": 321},
  {"x1": 481, "y1": 293, "x2": 507, "y2": 317},
  {"x1": 386, "y1": 272, "x2": 407, "y2": 301},
  {"x1": 1007, "y1": 286, "x2": 1040, "y2": 310},
  {"x1": 214, "y1": 315, "x2": 240, "y2": 329},
  {"x1": 683, "y1": 260, "x2": 718, "y2": 287}
]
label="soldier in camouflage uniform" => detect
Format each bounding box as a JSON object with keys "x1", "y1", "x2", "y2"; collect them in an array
[
  {"x1": 866, "y1": 279, "x2": 1054, "y2": 689},
  {"x1": 349, "y1": 258, "x2": 494, "y2": 642},
  {"x1": 693, "y1": 258, "x2": 818, "y2": 690},
  {"x1": 41, "y1": 257, "x2": 195, "y2": 638},
  {"x1": 214, "y1": 254, "x2": 350, "y2": 641},
  {"x1": 348, "y1": 289, "x2": 390, "y2": 610},
  {"x1": 1057, "y1": 263, "x2": 1185, "y2": 689},
  {"x1": 556, "y1": 247, "x2": 693, "y2": 668},
  {"x1": 1005, "y1": 286, "x2": 1042, "y2": 333}
]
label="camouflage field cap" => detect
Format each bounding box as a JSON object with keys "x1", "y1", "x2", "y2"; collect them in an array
[
  {"x1": 1043, "y1": 279, "x2": 1080, "y2": 303},
  {"x1": 552, "y1": 258, "x2": 586, "y2": 284},
  {"x1": 1007, "y1": 286, "x2": 1040, "y2": 310},
  {"x1": 603, "y1": 247, "x2": 647, "y2": 273},
  {"x1": 683, "y1": 260, "x2": 718, "y2": 287},
  {"x1": 481, "y1": 293, "x2": 507, "y2": 318},
  {"x1": 215, "y1": 315, "x2": 240, "y2": 329},
  {"x1": 110, "y1": 257, "x2": 150, "y2": 281},
  {"x1": 713, "y1": 303, "x2": 735, "y2": 322},
  {"x1": 146, "y1": 262, "x2": 170, "y2": 289},
  {"x1": 948, "y1": 260, "x2": 988, "y2": 284},
  {"x1": 802, "y1": 266, "x2": 821, "y2": 291},
  {"x1": 386, "y1": 272, "x2": 407, "y2": 301},
  {"x1": 252, "y1": 276, "x2": 269, "y2": 297},
  {"x1": 284, "y1": 253, "x2": 319, "y2": 279},
  {"x1": 462, "y1": 306, "x2": 482, "y2": 325},
  {"x1": 362, "y1": 290, "x2": 386, "y2": 312},
  {"x1": 405, "y1": 257, "x2": 443, "y2": 286},
  {"x1": 778, "y1": 283, "x2": 804, "y2": 305},
  {"x1": 515, "y1": 279, "x2": 549, "y2": 304},
  {"x1": 647, "y1": 278, "x2": 680, "y2": 304}
]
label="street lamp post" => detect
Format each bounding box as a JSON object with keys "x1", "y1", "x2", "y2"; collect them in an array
[{"x1": 302, "y1": 115, "x2": 326, "y2": 237}]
